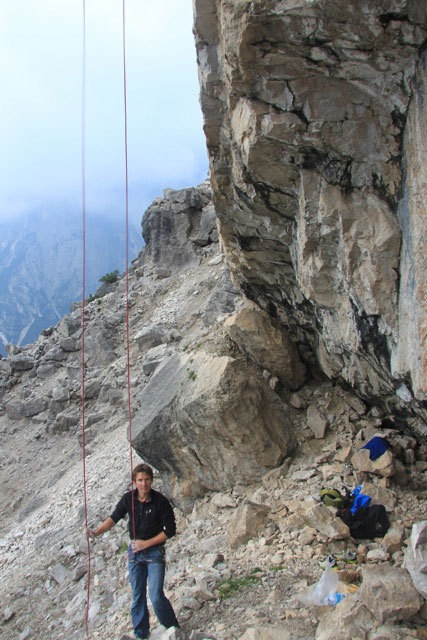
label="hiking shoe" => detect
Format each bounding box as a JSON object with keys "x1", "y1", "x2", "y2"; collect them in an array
[
  {"x1": 318, "y1": 554, "x2": 337, "y2": 569},
  {"x1": 337, "y1": 549, "x2": 357, "y2": 564}
]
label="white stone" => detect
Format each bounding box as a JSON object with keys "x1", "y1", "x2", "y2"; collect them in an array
[{"x1": 239, "y1": 626, "x2": 291, "y2": 640}]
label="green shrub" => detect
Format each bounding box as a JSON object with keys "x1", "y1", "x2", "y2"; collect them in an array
[{"x1": 99, "y1": 269, "x2": 120, "y2": 284}]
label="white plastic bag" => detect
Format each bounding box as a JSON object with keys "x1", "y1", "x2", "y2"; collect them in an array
[{"x1": 298, "y1": 568, "x2": 339, "y2": 606}]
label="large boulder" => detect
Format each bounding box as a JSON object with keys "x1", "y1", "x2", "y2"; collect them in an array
[
  {"x1": 315, "y1": 597, "x2": 375, "y2": 640},
  {"x1": 315, "y1": 564, "x2": 423, "y2": 639},
  {"x1": 357, "y1": 564, "x2": 423, "y2": 623},
  {"x1": 351, "y1": 447, "x2": 395, "y2": 477},
  {"x1": 132, "y1": 351, "x2": 293, "y2": 505}
]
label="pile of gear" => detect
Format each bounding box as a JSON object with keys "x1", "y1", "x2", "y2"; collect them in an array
[
  {"x1": 319, "y1": 482, "x2": 390, "y2": 540},
  {"x1": 319, "y1": 436, "x2": 392, "y2": 540}
]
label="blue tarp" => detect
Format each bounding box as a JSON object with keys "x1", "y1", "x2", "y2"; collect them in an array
[{"x1": 363, "y1": 436, "x2": 389, "y2": 461}]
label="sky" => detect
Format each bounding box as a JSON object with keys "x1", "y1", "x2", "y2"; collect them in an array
[{"x1": 0, "y1": 0, "x2": 209, "y2": 225}]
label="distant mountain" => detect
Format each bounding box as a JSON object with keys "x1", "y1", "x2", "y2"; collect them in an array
[{"x1": 0, "y1": 209, "x2": 142, "y2": 356}]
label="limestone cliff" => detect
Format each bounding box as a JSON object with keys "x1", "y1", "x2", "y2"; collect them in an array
[{"x1": 194, "y1": 0, "x2": 427, "y2": 435}]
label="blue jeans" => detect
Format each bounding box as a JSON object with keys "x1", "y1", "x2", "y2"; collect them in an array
[{"x1": 128, "y1": 545, "x2": 179, "y2": 639}]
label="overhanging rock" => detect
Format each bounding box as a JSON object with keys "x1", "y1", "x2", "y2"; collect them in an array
[
  {"x1": 224, "y1": 302, "x2": 306, "y2": 390},
  {"x1": 194, "y1": 0, "x2": 427, "y2": 429}
]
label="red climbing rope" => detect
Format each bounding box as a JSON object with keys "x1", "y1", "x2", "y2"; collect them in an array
[
  {"x1": 81, "y1": 3, "x2": 135, "y2": 636},
  {"x1": 122, "y1": 0, "x2": 137, "y2": 540},
  {"x1": 80, "y1": 1, "x2": 91, "y2": 638}
]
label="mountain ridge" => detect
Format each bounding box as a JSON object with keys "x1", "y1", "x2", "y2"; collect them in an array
[{"x1": 0, "y1": 209, "x2": 142, "y2": 355}]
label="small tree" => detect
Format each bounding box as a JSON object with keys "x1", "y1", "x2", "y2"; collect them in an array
[{"x1": 99, "y1": 269, "x2": 119, "y2": 284}]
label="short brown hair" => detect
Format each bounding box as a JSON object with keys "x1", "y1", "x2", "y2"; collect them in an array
[{"x1": 132, "y1": 463, "x2": 154, "y2": 481}]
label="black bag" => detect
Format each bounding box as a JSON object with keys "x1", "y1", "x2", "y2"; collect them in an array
[{"x1": 337, "y1": 503, "x2": 390, "y2": 539}]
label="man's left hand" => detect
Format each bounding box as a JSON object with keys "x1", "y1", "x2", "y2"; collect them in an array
[{"x1": 131, "y1": 539, "x2": 147, "y2": 553}]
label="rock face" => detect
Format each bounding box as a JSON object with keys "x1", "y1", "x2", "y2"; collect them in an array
[
  {"x1": 141, "y1": 183, "x2": 218, "y2": 272},
  {"x1": 224, "y1": 302, "x2": 307, "y2": 391},
  {"x1": 193, "y1": 0, "x2": 427, "y2": 432},
  {"x1": 393, "y1": 53, "x2": 427, "y2": 398}
]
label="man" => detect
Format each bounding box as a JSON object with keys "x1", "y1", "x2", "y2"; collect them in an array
[{"x1": 88, "y1": 463, "x2": 180, "y2": 640}]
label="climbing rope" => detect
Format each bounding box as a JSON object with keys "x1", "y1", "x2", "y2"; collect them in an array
[
  {"x1": 80, "y1": 2, "x2": 136, "y2": 637},
  {"x1": 80, "y1": 1, "x2": 91, "y2": 637},
  {"x1": 121, "y1": 0, "x2": 137, "y2": 540}
]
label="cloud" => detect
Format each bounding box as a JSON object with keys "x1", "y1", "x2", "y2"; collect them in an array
[{"x1": 0, "y1": 0, "x2": 208, "y2": 223}]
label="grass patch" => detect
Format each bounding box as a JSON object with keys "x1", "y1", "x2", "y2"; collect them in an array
[{"x1": 218, "y1": 568, "x2": 263, "y2": 599}]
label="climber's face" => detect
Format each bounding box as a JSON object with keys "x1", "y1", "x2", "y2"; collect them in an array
[{"x1": 135, "y1": 472, "x2": 153, "y2": 499}]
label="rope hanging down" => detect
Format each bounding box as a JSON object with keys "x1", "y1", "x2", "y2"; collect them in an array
[
  {"x1": 80, "y1": 1, "x2": 135, "y2": 636},
  {"x1": 80, "y1": 1, "x2": 91, "y2": 638},
  {"x1": 121, "y1": 0, "x2": 137, "y2": 540}
]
